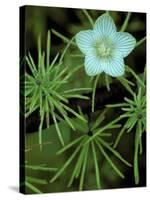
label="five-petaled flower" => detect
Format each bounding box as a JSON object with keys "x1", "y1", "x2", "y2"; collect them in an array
[{"x1": 75, "y1": 14, "x2": 136, "y2": 77}]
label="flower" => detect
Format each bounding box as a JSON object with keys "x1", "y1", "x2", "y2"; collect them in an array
[{"x1": 75, "y1": 14, "x2": 136, "y2": 77}]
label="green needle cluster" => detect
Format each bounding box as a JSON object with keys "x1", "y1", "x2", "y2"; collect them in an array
[
  {"x1": 107, "y1": 68, "x2": 146, "y2": 184},
  {"x1": 25, "y1": 31, "x2": 91, "y2": 148},
  {"x1": 50, "y1": 109, "x2": 131, "y2": 190}
]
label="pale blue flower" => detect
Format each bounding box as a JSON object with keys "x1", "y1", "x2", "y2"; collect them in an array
[{"x1": 75, "y1": 14, "x2": 136, "y2": 77}]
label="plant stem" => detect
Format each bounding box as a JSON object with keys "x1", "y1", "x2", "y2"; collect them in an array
[
  {"x1": 82, "y1": 9, "x2": 94, "y2": 27},
  {"x1": 51, "y1": 29, "x2": 76, "y2": 46},
  {"x1": 117, "y1": 76, "x2": 134, "y2": 95},
  {"x1": 105, "y1": 74, "x2": 110, "y2": 91},
  {"x1": 106, "y1": 11, "x2": 109, "y2": 15},
  {"x1": 79, "y1": 143, "x2": 89, "y2": 191},
  {"x1": 135, "y1": 36, "x2": 146, "y2": 48},
  {"x1": 68, "y1": 145, "x2": 87, "y2": 187},
  {"x1": 95, "y1": 140, "x2": 125, "y2": 179},
  {"x1": 113, "y1": 126, "x2": 126, "y2": 148},
  {"x1": 120, "y1": 12, "x2": 131, "y2": 32},
  {"x1": 25, "y1": 182, "x2": 42, "y2": 194},
  {"x1": 57, "y1": 136, "x2": 84, "y2": 155},
  {"x1": 92, "y1": 75, "x2": 100, "y2": 112},
  {"x1": 126, "y1": 66, "x2": 145, "y2": 88},
  {"x1": 91, "y1": 141, "x2": 101, "y2": 189},
  {"x1": 134, "y1": 122, "x2": 141, "y2": 184},
  {"x1": 46, "y1": 30, "x2": 51, "y2": 69},
  {"x1": 59, "y1": 36, "x2": 75, "y2": 63},
  {"x1": 51, "y1": 109, "x2": 65, "y2": 146},
  {"x1": 50, "y1": 144, "x2": 82, "y2": 183}
]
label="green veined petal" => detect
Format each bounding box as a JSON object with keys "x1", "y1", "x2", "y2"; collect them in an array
[
  {"x1": 115, "y1": 32, "x2": 136, "y2": 58},
  {"x1": 94, "y1": 14, "x2": 116, "y2": 38},
  {"x1": 75, "y1": 30, "x2": 96, "y2": 55},
  {"x1": 102, "y1": 52, "x2": 125, "y2": 77},
  {"x1": 84, "y1": 55, "x2": 103, "y2": 76}
]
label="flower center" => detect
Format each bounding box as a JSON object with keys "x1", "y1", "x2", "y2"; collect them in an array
[{"x1": 95, "y1": 39, "x2": 113, "y2": 58}]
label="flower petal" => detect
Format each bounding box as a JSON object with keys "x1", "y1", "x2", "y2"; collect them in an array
[
  {"x1": 115, "y1": 32, "x2": 136, "y2": 57},
  {"x1": 102, "y1": 53, "x2": 125, "y2": 77},
  {"x1": 75, "y1": 30, "x2": 96, "y2": 55},
  {"x1": 84, "y1": 55, "x2": 103, "y2": 76},
  {"x1": 94, "y1": 14, "x2": 116, "y2": 38}
]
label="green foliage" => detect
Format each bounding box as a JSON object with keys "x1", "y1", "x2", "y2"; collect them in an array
[
  {"x1": 50, "y1": 109, "x2": 131, "y2": 190},
  {"x1": 21, "y1": 163, "x2": 57, "y2": 194},
  {"x1": 25, "y1": 31, "x2": 91, "y2": 148},
  {"x1": 23, "y1": 8, "x2": 146, "y2": 193},
  {"x1": 107, "y1": 68, "x2": 146, "y2": 184}
]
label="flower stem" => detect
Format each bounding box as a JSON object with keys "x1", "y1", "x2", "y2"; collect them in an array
[
  {"x1": 82, "y1": 9, "x2": 94, "y2": 27},
  {"x1": 135, "y1": 36, "x2": 146, "y2": 48},
  {"x1": 134, "y1": 122, "x2": 141, "y2": 184},
  {"x1": 106, "y1": 10, "x2": 110, "y2": 15},
  {"x1": 92, "y1": 75, "x2": 100, "y2": 112},
  {"x1": 105, "y1": 74, "x2": 110, "y2": 91},
  {"x1": 120, "y1": 12, "x2": 131, "y2": 32}
]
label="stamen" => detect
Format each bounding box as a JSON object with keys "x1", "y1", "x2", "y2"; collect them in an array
[{"x1": 95, "y1": 38, "x2": 113, "y2": 58}]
